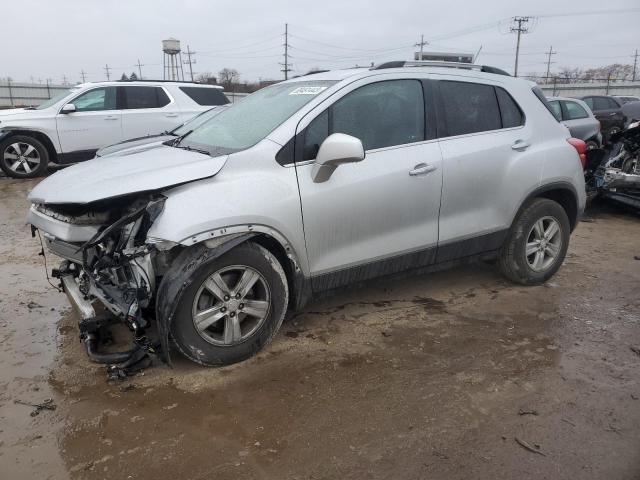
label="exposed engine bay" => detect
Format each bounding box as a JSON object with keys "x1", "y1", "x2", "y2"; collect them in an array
[{"x1": 29, "y1": 194, "x2": 175, "y2": 378}]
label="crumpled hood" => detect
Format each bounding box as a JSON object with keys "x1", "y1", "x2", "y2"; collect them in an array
[{"x1": 29, "y1": 144, "x2": 228, "y2": 204}]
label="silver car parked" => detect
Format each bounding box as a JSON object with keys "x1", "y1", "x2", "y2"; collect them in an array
[
  {"x1": 27, "y1": 61, "x2": 586, "y2": 368},
  {"x1": 547, "y1": 96, "x2": 602, "y2": 149}
]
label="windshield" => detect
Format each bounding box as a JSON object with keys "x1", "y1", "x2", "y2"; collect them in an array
[
  {"x1": 180, "y1": 81, "x2": 336, "y2": 153},
  {"x1": 35, "y1": 88, "x2": 79, "y2": 110},
  {"x1": 173, "y1": 107, "x2": 226, "y2": 135}
]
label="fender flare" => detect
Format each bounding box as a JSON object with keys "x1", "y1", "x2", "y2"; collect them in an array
[
  {"x1": 511, "y1": 181, "x2": 581, "y2": 231},
  {"x1": 0, "y1": 128, "x2": 59, "y2": 161},
  {"x1": 155, "y1": 233, "x2": 256, "y2": 365}
]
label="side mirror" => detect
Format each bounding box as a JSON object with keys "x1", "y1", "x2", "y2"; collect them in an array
[
  {"x1": 311, "y1": 133, "x2": 365, "y2": 183},
  {"x1": 60, "y1": 103, "x2": 76, "y2": 114}
]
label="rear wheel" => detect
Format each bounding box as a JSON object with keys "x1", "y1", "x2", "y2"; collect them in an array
[
  {"x1": 169, "y1": 242, "x2": 289, "y2": 366},
  {"x1": 0, "y1": 135, "x2": 49, "y2": 178},
  {"x1": 499, "y1": 198, "x2": 570, "y2": 285},
  {"x1": 585, "y1": 139, "x2": 599, "y2": 151}
]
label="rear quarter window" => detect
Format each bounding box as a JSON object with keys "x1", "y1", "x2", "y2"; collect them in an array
[
  {"x1": 440, "y1": 81, "x2": 501, "y2": 136},
  {"x1": 180, "y1": 87, "x2": 230, "y2": 106},
  {"x1": 532, "y1": 86, "x2": 559, "y2": 120}
]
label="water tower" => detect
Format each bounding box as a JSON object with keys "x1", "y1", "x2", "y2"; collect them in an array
[{"x1": 163, "y1": 38, "x2": 185, "y2": 81}]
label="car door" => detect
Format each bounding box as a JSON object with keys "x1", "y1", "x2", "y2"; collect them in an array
[
  {"x1": 294, "y1": 78, "x2": 443, "y2": 291},
  {"x1": 120, "y1": 85, "x2": 181, "y2": 139},
  {"x1": 586, "y1": 96, "x2": 620, "y2": 135},
  {"x1": 436, "y1": 79, "x2": 532, "y2": 262},
  {"x1": 55, "y1": 86, "x2": 122, "y2": 156}
]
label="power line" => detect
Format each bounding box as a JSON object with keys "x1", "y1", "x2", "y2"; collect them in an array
[
  {"x1": 136, "y1": 59, "x2": 144, "y2": 79},
  {"x1": 510, "y1": 16, "x2": 531, "y2": 77},
  {"x1": 415, "y1": 34, "x2": 428, "y2": 60},
  {"x1": 280, "y1": 23, "x2": 292, "y2": 80},
  {"x1": 545, "y1": 45, "x2": 557, "y2": 82},
  {"x1": 184, "y1": 45, "x2": 196, "y2": 81}
]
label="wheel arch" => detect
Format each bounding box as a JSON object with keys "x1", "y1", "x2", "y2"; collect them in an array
[
  {"x1": 0, "y1": 128, "x2": 58, "y2": 162},
  {"x1": 513, "y1": 182, "x2": 580, "y2": 232},
  {"x1": 155, "y1": 230, "x2": 311, "y2": 365}
]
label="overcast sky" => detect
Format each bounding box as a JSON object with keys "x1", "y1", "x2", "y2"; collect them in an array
[{"x1": 3, "y1": 0, "x2": 639, "y2": 85}]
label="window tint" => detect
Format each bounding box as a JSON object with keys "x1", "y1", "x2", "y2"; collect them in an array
[
  {"x1": 563, "y1": 101, "x2": 588, "y2": 120},
  {"x1": 496, "y1": 87, "x2": 524, "y2": 127},
  {"x1": 548, "y1": 100, "x2": 562, "y2": 121},
  {"x1": 582, "y1": 97, "x2": 594, "y2": 109},
  {"x1": 593, "y1": 97, "x2": 611, "y2": 111},
  {"x1": 72, "y1": 87, "x2": 117, "y2": 112},
  {"x1": 440, "y1": 81, "x2": 501, "y2": 136},
  {"x1": 122, "y1": 86, "x2": 170, "y2": 109},
  {"x1": 180, "y1": 87, "x2": 230, "y2": 106},
  {"x1": 303, "y1": 110, "x2": 328, "y2": 160},
  {"x1": 605, "y1": 97, "x2": 620, "y2": 109},
  {"x1": 302, "y1": 80, "x2": 425, "y2": 158}
]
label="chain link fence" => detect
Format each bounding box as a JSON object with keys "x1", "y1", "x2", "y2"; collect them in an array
[{"x1": 522, "y1": 76, "x2": 640, "y2": 97}]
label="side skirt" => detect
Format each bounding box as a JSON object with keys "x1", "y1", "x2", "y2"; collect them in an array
[{"x1": 55, "y1": 149, "x2": 98, "y2": 165}]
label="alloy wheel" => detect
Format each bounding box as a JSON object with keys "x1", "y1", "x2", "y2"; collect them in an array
[
  {"x1": 525, "y1": 216, "x2": 563, "y2": 272},
  {"x1": 191, "y1": 265, "x2": 271, "y2": 346},
  {"x1": 3, "y1": 142, "x2": 41, "y2": 174}
]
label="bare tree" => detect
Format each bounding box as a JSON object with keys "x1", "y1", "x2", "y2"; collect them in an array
[
  {"x1": 218, "y1": 68, "x2": 240, "y2": 89},
  {"x1": 196, "y1": 71, "x2": 217, "y2": 84}
]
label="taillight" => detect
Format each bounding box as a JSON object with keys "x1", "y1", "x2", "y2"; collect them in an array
[{"x1": 567, "y1": 138, "x2": 587, "y2": 169}]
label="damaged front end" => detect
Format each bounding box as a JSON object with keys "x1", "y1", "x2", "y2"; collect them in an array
[
  {"x1": 594, "y1": 134, "x2": 640, "y2": 211},
  {"x1": 28, "y1": 194, "x2": 176, "y2": 378}
]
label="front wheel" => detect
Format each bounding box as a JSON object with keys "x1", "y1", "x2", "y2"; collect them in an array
[
  {"x1": 169, "y1": 242, "x2": 289, "y2": 366},
  {"x1": 0, "y1": 135, "x2": 49, "y2": 178},
  {"x1": 499, "y1": 198, "x2": 570, "y2": 285}
]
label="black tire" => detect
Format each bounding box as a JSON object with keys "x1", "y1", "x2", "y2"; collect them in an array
[
  {"x1": 585, "y1": 139, "x2": 599, "y2": 151},
  {"x1": 0, "y1": 135, "x2": 49, "y2": 178},
  {"x1": 499, "y1": 198, "x2": 570, "y2": 285},
  {"x1": 168, "y1": 242, "x2": 289, "y2": 366}
]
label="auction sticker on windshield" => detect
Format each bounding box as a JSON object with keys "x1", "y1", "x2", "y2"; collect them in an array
[{"x1": 289, "y1": 86, "x2": 328, "y2": 95}]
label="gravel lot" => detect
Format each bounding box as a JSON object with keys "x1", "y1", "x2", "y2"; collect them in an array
[{"x1": 1, "y1": 175, "x2": 639, "y2": 479}]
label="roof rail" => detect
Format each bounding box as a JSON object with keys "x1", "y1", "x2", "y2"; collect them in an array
[{"x1": 372, "y1": 61, "x2": 511, "y2": 77}]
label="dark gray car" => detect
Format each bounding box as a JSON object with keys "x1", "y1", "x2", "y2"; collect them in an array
[{"x1": 547, "y1": 96, "x2": 602, "y2": 149}]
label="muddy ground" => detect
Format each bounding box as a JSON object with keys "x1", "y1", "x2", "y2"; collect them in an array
[{"x1": 1, "y1": 175, "x2": 639, "y2": 480}]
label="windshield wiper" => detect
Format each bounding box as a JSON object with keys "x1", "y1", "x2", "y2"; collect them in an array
[
  {"x1": 171, "y1": 129, "x2": 193, "y2": 146},
  {"x1": 173, "y1": 144, "x2": 211, "y2": 156}
]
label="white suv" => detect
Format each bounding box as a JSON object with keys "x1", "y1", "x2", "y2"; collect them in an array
[
  {"x1": 0, "y1": 81, "x2": 228, "y2": 178},
  {"x1": 27, "y1": 62, "x2": 586, "y2": 369}
]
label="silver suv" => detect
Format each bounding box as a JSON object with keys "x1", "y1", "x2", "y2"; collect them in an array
[{"x1": 27, "y1": 61, "x2": 586, "y2": 368}]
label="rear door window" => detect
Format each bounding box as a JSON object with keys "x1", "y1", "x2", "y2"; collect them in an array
[
  {"x1": 121, "y1": 86, "x2": 170, "y2": 109},
  {"x1": 563, "y1": 101, "x2": 589, "y2": 120},
  {"x1": 593, "y1": 97, "x2": 611, "y2": 111},
  {"x1": 179, "y1": 87, "x2": 230, "y2": 106},
  {"x1": 439, "y1": 81, "x2": 501, "y2": 136}
]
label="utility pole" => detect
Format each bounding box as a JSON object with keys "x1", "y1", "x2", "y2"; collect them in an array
[
  {"x1": 544, "y1": 45, "x2": 557, "y2": 84},
  {"x1": 104, "y1": 64, "x2": 111, "y2": 81},
  {"x1": 633, "y1": 49, "x2": 639, "y2": 82},
  {"x1": 184, "y1": 46, "x2": 196, "y2": 82},
  {"x1": 280, "y1": 23, "x2": 292, "y2": 80},
  {"x1": 415, "y1": 34, "x2": 428, "y2": 60},
  {"x1": 62, "y1": 75, "x2": 68, "y2": 86},
  {"x1": 136, "y1": 59, "x2": 144, "y2": 79},
  {"x1": 80, "y1": 69, "x2": 87, "y2": 83},
  {"x1": 510, "y1": 16, "x2": 531, "y2": 77}
]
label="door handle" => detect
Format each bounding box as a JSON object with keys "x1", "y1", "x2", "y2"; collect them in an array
[
  {"x1": 511, "y1": 139, "x2": 530, "y2": 151},
  {"x1": 165, "y1": 113, "x2": 179, "y2": 118},
  {"x1": 104, "y1": 116, "x2": 118, "y2": 121},
  {"x1": 409, "y1": 163, "x2": 437, "y2": 176},
  {"x1": 609, "y1": 112, "x2": 617, "y2": 116}
]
